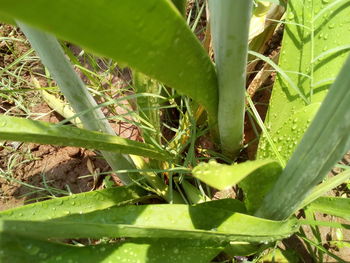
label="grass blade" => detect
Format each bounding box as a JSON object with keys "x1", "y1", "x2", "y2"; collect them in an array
[
  {"x1": 300, "y1": 170, "x2": 350, "y2": 209},
  {"x1": 0, "y1": 115, "x2": 172, "y2": 161},
  {"x1": 18, "y1": 22, "x2": 136, "y2": 184},
  {"x1": 256, "y1": 55, "x2": 350, "y2": 220},
  {"x1": 308, "y1": 197, "x2": 350, "y2": 220}
]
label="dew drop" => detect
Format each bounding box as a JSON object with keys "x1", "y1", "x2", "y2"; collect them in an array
[
  {"x1": 0, "y1": 120, "x2": 7, "y2": 127},
  {"x1": 26, "y1": 244, "x2": 40, "y2": 255},
  {"x1": 288, "y1": 13, "x2": 295, "y2": 20},
  {"x1": 39, "y1": 253, "x2": 47, "y2": 259}
]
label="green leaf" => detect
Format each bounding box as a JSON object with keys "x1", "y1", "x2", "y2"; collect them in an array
[
  {"x1": 1, "y1": 204, "x2": 298, "y2": 243},
  {"x1": 0, "y1": 10, "x2": 14, "y2": 24},
  {"x1": 195, "y1": 198, "x2": 247, "y2": 213},
  {"x1": 0, "y1": 115, "x2": 171, "y2": 161},
  {"x1": 181, "y1": 179, "x2": 210, "y2": 204},
  {"x1": 1, "y1": 235, "x2": 221, "y2": 263},
  {"x1": 0, "y1": 0, "x2": 218, "y2": 121},
  {"x1": 258, "y1": 103, "x2": 320, "y2": 161},
  {"x1": 192, "y1": 159, "x2": 280, "y2": 191},
  {"x1": 239, "y1": 161, "x2": 283, "y2": 213},
  {"x1": 257, "y1": 0, "x2": 350, "y2": 161},
  {"x1": 308, "y1": 197, "x2": 350, "y2": 220},
  {"x1": 0, "y1": 185, "x2": 146, "y2": 220},
  {"x1": 171, "y1": 0, "x2": 187, "y2": 16},
  {"x1": 300, "y1": 169, "x2": 350, "y2": 209},
  {"x1": 256, "y1": 55, "x2": 350, "y2": 220}
]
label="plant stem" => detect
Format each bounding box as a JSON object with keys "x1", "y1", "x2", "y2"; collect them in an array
[
  {"x1": 208, "y1": 0, "x2": 253, "y2": 158},
  {"x1": 18, "y1": 21, "x2": 135, "y2": 184}
]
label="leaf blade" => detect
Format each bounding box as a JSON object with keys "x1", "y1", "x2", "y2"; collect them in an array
[
  {"x1": 1, "y1": 203, "x2": 299, "y2": 243},
  {"x1": 0, "y1": 115, "x2": 171, "y2": 161},
  {"x1": 0, "y1": 0, "x2": 218, "y2": 120}
]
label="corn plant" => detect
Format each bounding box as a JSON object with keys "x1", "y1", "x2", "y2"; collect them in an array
[{"x1": 0, "y1": 0, "x2": 350, "y2": 262}]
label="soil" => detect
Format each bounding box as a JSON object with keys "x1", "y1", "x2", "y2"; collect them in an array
[
  {"x1": 0, "y1": 103, "x2": 112, "y2": 210},
  {"x1": 0, "y1": 25, "x2": 138, "y2": 210}
]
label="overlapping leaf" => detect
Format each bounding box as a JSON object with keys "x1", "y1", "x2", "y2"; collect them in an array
[
  {"x1": 0, "y1": 115, "x2": 171, "y2": 160},
  {"x1": 0, "y1": 0, "x2": 218, "y2": 120},
  {"x1": 1, "y1": 235, "x2": 221, "y2": 263},
  {"x1": 0, "y1": 185, "x2": 146, "y2": 220},
  {"x1": 308, "y1": 197, "x2": 350, "y2": 220},
  {"x1": 1, "y1": 202, "x2": 299, "y2": 243},
  {"x1": 258, "y1": 0, "x2": 350, "y2": 161},
  {"x1": 193, "y1": 159, "x2": 281, "y2": 191}
]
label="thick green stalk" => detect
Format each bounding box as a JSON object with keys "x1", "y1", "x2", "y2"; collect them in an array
[
  {"x1": 18, "y1": 22, "x2": 135, "y2": 184},
  {"x1": 255, "y1": 55, "x2": 350, "y2": 220},
  {"x1": 208, "y1": 0, "x2": 253, "y2": 158}
]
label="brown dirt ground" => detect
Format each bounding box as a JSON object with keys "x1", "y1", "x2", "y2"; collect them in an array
[{"x1": 0, "y1": 24, "x2": 139, "y2": 210}]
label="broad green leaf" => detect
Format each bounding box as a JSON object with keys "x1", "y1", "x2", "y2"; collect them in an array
[
  {"x1": 1, "y1": 204, "x2": 299, "y2": 243},
  {"x1": 300, "y1": 170, "x2": 350, "y2": 209},
  {"x1": 0, "y1": 115, "x2": 171, "y2": 161},
  {"x1": 171, "y1": 0, "x2": 187, "y2": 15},
  {"x1": 258, "y1": 0, "x2": 350, "y2": 161},
  {"x1": 1, "y1": 235, "x2": 221, "y2": 263},
  {"x1": 0, "y1": 185, "x2": 146, "y2": 220},
  {"x1": 256, "y1": 55, "x2": 350, "y2": 220},
  {"x1": 195, "y1": 198, "x2": 247, "y2": 213},
  {"x1": 260, "y1": 248, "x2": 299, "y2": 263},
  {"x1": 308, "y1": 197, "x2": 350, "y2": 220},
  {"x1": 258, "y1": 103, "x2": 320, "y2": 161},
  {"x1": 225, "y1": 242, "x2": 264, "y2": 257},
  {"x1": 0, "y1": 10, "x2": 14, "y2": 24},
  {"x1": 0, "y1": 0, "x2": 218, "y2": 120},
  {"x1": 192, "y1": 159, "x2": 280, "y2": 191},
  {"x1": 239, "y1": 161, "x2": 282, "y2": 213}
]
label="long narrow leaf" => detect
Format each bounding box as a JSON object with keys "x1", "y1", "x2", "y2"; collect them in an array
[
  {"x1": 1, "y1": 203, "x2": 299, "y2": 243},
  {"x1": 1, "y1": 235, "x2": 221, "y2": 263},
  {"x1": 308, "y1": 197, "x2": 350, "y2": 220},
  {"x1": 0, "y1": 185, "x2": 146, "y2": 220},
  {"x1": 300, "y1": 170, "x2": 350, "y2": 209},
  {"x1": 0, "y1": 0, "x2": 218, "y2": 121},
  {"x1": 256, "y1": 55, "x2": 350, "y2": 220},
  {"x1": 0, "y1": 115, "x2": 172, "y2": 161}
]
